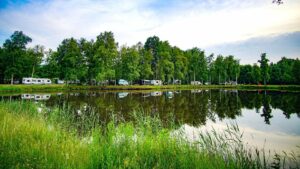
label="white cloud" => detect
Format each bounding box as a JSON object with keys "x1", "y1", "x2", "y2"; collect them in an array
[{"x1": 0, "y1": 0, "x2": 299, "y2": 50}]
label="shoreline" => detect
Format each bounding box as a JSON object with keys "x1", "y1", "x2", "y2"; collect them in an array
[{"x1": 0, "y1": 84, "x2": 300, "y2": 93}]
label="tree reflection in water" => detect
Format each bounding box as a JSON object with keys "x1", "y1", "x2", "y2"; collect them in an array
[{"x1": 23, "y1": 90, "x2": 298, "y2": 130}]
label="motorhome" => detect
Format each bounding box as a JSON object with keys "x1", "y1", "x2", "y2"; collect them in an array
[
  {"x1": 118, "y1": 79, "x2": 129, "y2": 85},
  {"x1": 22, "y1": 78, "x2": 51, "y2": 84},
  {"x1": 151, "y1": 80, "x2": 162, "y2": 86},
  {"x1": 140, "y1": 80, "x2": 162, "y2": 85},
  {"x1": 173, "y1": 79, "x2": 181, "y2": 85},
  {"x1": 191, "y1": 81, "x2": 202, "y2": 85},
  {"x1": 141, "y1": 80, "x2": 151, "y2": 85}
]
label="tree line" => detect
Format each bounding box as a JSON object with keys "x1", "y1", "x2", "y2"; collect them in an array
[{"x1": 0, "y1": 31, "x2": 299, "y2": 85}]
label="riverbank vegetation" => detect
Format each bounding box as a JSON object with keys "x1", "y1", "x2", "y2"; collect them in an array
[
  {"x1": 0, "y1": 84, "x2": 300, "y2": 93},
  {"x1": 0, "y1": 31, "x2": 299, "y2": 86},
  {"x1": 0, "y1": 101, "x2": 299, "y2": 169}
]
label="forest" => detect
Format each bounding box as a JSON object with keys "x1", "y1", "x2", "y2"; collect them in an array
[{"x1": 0, "y1": 31, "x2": 299, "y2": 85}]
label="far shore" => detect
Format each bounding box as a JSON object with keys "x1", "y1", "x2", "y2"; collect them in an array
[{"x1": 0, "y1": 84, "x2": 300, "y2": 93}]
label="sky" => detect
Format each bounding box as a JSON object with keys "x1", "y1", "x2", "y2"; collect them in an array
[{"x1": 0, "y1": 0, "x2": 299, "y2": 64}]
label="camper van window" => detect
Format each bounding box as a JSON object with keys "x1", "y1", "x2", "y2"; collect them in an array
[
  {"x1": 27, "y1": 80, "x2": 30, "y2": 82},
  {"x1": 38, "y1": 80, "x2": 41, "y2": 82},
  {"x1": 47, "y1": 80, "x2": 50, "y2": 82}
]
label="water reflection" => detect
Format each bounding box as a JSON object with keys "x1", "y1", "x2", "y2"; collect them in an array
[
  {"x1": 21, "y1": 94, "x2": 51, "y2": 101},
  {"x1": 2, "y1": 90, "x2": 297, "y2": 126},
  {"x1": 1, "y1": 90, "x2": 300, "y2": 128},
  {"x1": 118, "y1": 92, "x2": 128, "y2": 99}
]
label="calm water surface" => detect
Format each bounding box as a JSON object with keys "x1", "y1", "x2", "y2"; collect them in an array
[{"x1": 1, "y1": 89, "x2": 300, "y2": 154}]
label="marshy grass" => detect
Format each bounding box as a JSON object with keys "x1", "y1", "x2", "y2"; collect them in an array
[{"x1": 0, "y1": 101, "x2": 299, "y2": 169}]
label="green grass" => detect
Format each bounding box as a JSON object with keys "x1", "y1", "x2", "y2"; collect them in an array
[
  {"x1": 0, "y1": 101, "x2": 299, "y2": 169},
  {"x1": 0, "y1": 84, "x2": 300, "y2": 93}
]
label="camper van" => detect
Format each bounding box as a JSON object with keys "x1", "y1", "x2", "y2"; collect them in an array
[
  {"x1": 141, "y1": 80, "x2": 151, "y2": 85},
  {"x1": 22, "y1": 78, "x2": 52, "y2": 84},
  {"x1": 118, "y1": 79, "x2": 129, "y2": 85},
  {"x1": 150, "y1": 80, "x2": 162, "y2": 86},
  {"x1": 191, "y1": 81, "x2": 202, "y2": 85}
]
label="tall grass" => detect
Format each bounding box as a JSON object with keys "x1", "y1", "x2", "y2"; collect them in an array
[{"x1": 0, "y1": 101, "x2": 299, "y2": 169}]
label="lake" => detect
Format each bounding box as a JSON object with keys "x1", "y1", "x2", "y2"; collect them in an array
[{"x1": 1, "y1": 89, "x2": 299, "y2": 155}]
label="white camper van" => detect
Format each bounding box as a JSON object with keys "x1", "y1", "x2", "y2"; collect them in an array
[
  {"x1": 22, "y1": 78, "x2": 52, "y2": 84},
  {"x1": 150, "y1": 80, "x2": 162, "y2": 86},
  {"x1": 191, "y1": 81, "x2": 202, "y2": 85}
]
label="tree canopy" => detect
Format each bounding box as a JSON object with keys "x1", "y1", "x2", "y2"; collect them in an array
[{"x1": 0, "y1": 31, "x2": 299, "y2": 85}]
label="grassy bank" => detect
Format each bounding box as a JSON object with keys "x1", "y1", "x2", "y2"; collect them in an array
[
  {"x1": 1, "y1": 101, "x2": 299, "y2": 169},
  {"x1": 0, "y1": 84, "x2": 300, "y2": 93}
]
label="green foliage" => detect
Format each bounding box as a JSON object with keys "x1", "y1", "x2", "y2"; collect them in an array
[
  {"x1": 157, "y1": 42, "x2": 174, "y2": 83},
  {"x1": 224, "y1": 55, "x2": 240, "y2": 82},
  {"x1": 79, "y1": 38, "x2": 94, "y2": 83},
  {"x1": 258, "y1": 53, "x2": 270, "y2": 85},
  {"x1": 39, "y1": 50, "x2": 60, "y2": 78},
  {"x1": 252, "y1": 64, "x2": 262, "y2": 84},
  {"x1": 211, "y1": 55, "x2": 240, "y2": 84},
  {"x1": 186, "y1": 48, "x2": 208, "y2": 83},
  {"x1": 119, "y1": 46, "x2": 140, "y2": 83},
  {"x1": 139, "y1": 47, "x2": 153, "y2": 79},
  {"x1": 172, "y1": 47, "x2": 188, "y2": 81},
  {"x1": 292, "y1": 59, "x2": 300, "y2": 84},
  {"x1": 239, "y1": 65, "x2": 253, "y2": 84},
  {"x1": 56, "y1": 38, "x2": 87, "y2": 82},
  {"x1": 1, "y1": 31, "x2": 32, "y2": 84},
  {"x1": 93, "y1": 31, "x2": 118, "y2": 82},
  {"x1": 26, "y1": 45, "x2": 44, "y2": 77},
  {"x1": 270, "y1": 57, "x2": 295, "y2": 84},
  {"x1": 211, "y1": 55, "x2": 223, "y2": 84},
  {"x1": 0, "y1": 31, "x2": 299, "y2": 85},
  {"x1": 144, "y1": 36, "x2": 161, "y2": 79},
  {"x1": 0, "y1": 47, "x2": 4, "y2": 83}
]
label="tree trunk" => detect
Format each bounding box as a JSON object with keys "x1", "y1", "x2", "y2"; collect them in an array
[
  {"x1": 193, "y1": 71, "x2": 195, "y2": 82},
  {"x1": 31, "y1": 66, "x2": 35, "y2": 77},
  {"x1": 10, "y1": 74, "x2": 14, "y2": 85}
]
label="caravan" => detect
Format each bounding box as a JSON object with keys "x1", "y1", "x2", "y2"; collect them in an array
[
  {"x1": 150, "y1": 80, "x2": 162, "y2": 86},
  {"x1": 22, "y1": 78, "x2": 52, "y2": 84}
]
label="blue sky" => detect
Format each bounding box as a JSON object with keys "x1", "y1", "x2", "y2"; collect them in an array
[
  {"x1": 0, "y1": 0, "x2": 299, "y2": 64},
  {"x1": 0, "y1": 0, "x2": 29, "y2": 9}
]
